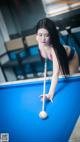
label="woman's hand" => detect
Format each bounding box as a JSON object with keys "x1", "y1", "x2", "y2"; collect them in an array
[{"x1": 39, "y1": 94, "x2": 53, "y2": 103}]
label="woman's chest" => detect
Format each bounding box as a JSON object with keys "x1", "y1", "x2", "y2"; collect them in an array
[{"x1": 40, "y1": 48, "x2": 52, "y2": 60}]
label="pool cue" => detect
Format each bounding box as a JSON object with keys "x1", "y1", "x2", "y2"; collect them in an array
[{"x1": 42, "y1": 59, "x2": 47, "y2": 111}]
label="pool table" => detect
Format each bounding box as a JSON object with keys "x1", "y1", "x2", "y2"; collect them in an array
[{"x1": 0, "y1": 74, "x2": 80, "y2": 142}]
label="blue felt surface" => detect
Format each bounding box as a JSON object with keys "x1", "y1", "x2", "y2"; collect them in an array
[{"x1": 0, "y1": 76, "x2": 80, "y2": 142}]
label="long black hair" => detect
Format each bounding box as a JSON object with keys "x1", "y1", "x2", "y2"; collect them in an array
[{"x1": 36, "y1": 18, "x2": 70, "y2": 75}]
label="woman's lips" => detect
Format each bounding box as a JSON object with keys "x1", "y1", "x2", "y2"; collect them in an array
[{"x1": 42, "y1": 42, "x2": 46, "y2": 43}]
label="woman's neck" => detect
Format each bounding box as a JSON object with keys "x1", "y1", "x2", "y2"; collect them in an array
[{"x1": 39, "y1": 44, "x2": 52, "y2": 50}]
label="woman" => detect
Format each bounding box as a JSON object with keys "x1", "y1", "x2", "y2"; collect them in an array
[{"x1": 35, "y1": 18, "x2": 79, "y2": 102}]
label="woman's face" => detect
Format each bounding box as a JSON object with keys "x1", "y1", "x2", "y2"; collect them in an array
[{"x1": 36, "y1": 28, "x2": 50, "y2": 47}]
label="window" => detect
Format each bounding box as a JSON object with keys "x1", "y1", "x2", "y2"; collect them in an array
[{"x1": 42, "y1": 0, "x2": 80, "y2": 17}]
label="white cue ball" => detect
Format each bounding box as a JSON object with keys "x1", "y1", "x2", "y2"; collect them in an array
[{"x1": 39, "y1": 111, "x2": 48, "y2": 119}]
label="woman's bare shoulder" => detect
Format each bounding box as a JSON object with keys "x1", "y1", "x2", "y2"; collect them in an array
[{"x1": 50, "y1": 47, "x2": 57, "y2": 58}]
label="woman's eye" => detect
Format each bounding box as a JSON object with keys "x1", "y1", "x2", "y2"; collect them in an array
[
  {"x1": 39, "y1": 34, "x2": 42, "y2": 36},
  {"x1": 45, "y1": 34, "x2": 49, "y2": 37},
  {"x1": 38, "y1": 33, "x2": 49, "y2": 37}
]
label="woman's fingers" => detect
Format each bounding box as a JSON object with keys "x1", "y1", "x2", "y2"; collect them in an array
[
  {"x1": 39, "y1": 94, "x2": 53, "y2": 103},
  {"x1": 39, "y1": 94, "x2": 46, "y2": 97}
]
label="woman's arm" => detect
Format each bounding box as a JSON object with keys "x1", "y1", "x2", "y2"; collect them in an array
[{"x1": 48, "y1": 48, "x2": 60, "y2": 100}]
